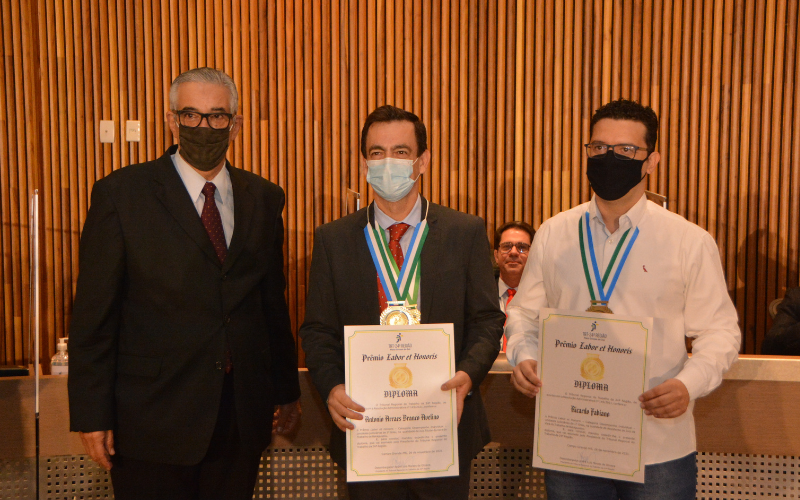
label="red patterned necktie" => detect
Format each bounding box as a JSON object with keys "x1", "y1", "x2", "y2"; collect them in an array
[
  {"x1": 377, "y1": 223, "x2": 412, "y2": 312},
  {"x1": 502, "y1": 288, "x2": 516, "y2": 352},
  {"x1": 201, "y1": 182, "x2": 227, "y2": 264},
  {"x1": 200, "y1": 182, "x2": 232, "y2": 372}
]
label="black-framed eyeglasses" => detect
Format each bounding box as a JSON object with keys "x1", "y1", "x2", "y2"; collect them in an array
[
  {"x1": 173, "y1": 110, "x2": 234, "y2": 130},
  {"x1": 584, "y1": 142, "x2": 650, "y2": 160},
  {"x1": 498, "y1": 242, "x2": 531, "y2": 255}
]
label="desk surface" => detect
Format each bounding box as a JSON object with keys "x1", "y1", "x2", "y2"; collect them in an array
[{"x1": 1, "y1": 355, "x2": 798, "y2": 459}]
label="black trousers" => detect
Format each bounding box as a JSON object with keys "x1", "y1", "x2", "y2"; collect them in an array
[{"x1": 110, "y1": 373, "x2": 263, "y2": 500}]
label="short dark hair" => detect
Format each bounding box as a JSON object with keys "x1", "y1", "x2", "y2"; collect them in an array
[
  {"x1": 589, "y1": 99, "x2": 659, "y2": 151},
  {"x1": 494, "y1": 221, "x2": 535, "y2": 249},
  {"x1": 360, "y1": 105, "x2": 428, "y2": 158}
]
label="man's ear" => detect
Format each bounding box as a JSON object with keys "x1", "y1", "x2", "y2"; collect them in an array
[
  {"x1": 228, "y1": 115, "x2": 244, "y2": 143},
  {"x1": 166, "y1": 110, "x2": 179, "y2": 143},
  {"x1": 644, "y1": 151, "x2": 660, "y2": 176},
  {"x1": 417, "y1": 149, "x2": 432, "y2": 176}
]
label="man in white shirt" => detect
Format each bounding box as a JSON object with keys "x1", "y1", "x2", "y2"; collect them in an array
[
  {"x1": 493, "y1": 221, "x2": 535, "y2": 351},
  {"x1": 505, "y1": 99, "x2": 741, "y2": 499}
]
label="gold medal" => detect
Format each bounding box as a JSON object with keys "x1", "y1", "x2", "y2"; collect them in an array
[
  {"x1": 587, "y1": 300, "x2": 613, "y2": 314},
  {"x1": 380, "y1": 300, "x2": 421, "y2": 325}
]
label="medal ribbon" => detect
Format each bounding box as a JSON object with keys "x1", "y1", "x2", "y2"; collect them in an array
[
  {"x1": 578, "y1": 212, "x2": 639, "y2": 303},
  {"x1": 365, "y1": 204, "x2": 429, "y2": 305}
]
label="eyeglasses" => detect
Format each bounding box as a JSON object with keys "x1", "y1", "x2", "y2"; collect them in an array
[
  {"x1": 498, "y1": 242, "x2": 531, "y2": 255},
  {"x1": 174, "y1": 110, "x2": 234, "y2": 130},
  {"x1": 584, "y1": 142, "x2": 650, "y2": 160}
]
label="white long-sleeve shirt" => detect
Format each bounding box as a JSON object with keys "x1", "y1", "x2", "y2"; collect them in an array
[{"x1": 506, "y1": 194, "x2": 741, "y2": 465}]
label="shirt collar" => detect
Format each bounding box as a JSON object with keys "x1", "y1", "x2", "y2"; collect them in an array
[
  {"x1": 373, "y1": 194, "x2": 422, "y2": 231},
  {"x1": 498, "y1": 277, "x2": 511, "y2": 298},
  {"x1": 588, "y1": 193, "x2": 648, "y2": 235},
  {"x1": 172, "y1": 151, "x2": 232, "y2": 206}
]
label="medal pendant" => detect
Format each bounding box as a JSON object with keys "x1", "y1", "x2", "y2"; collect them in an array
[
  {"x1": 380, "y1": 300, "x2": 421, "y2": 325},
  {"x1": 587, "y1": 300, "x2": 614, "y2": 314}
]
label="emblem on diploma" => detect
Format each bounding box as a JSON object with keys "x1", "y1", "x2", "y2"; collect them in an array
[
  {"x1": 580, "y1": 353, "x2": 605, "y2": 381},
  {"x1": 380, "y1": 300, "x2": 421, "y2": 325},
  {"x1": 389, "y1": 363, "x2": 413, "y2": 388}
]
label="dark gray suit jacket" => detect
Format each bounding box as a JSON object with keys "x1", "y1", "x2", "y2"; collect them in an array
[
  {"x1": 762, "y1": 287, "x2": 800, "y2": 355},
  {"x1": 68, "y1": 146, "x2": 300, "y2": 465},
  {"x1": 300, "y1": 198, "x2": 505, "y2": 467}
]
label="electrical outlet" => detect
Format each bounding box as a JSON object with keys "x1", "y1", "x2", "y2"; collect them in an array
[
  {"x1": 126, "y1": 120, "x2": 141, "y2": 142},
  {"x1": 99, "y1": 120, "x2": 115, "y2": 143}
]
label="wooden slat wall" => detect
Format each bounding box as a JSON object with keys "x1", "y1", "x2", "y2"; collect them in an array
[{"x1": 1, "y1": 0, "x2": 798, "y2": 366}]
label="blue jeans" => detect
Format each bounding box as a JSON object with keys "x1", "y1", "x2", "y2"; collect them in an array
[{"x1": 545, "y1": 452, "x2": 697, "y2": 500}]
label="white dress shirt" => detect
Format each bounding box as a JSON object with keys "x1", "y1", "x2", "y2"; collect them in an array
[
  {"x1": 498, "y1": 277, "x2": 514, "y2": 314},
  {"x1": 373, "y1": 194, "x2": 423, "y2": 255},
  {"x1": 505, "y1": 194, "x2": 741, "y2": 465},
  {"x1": 172, "y1": 152, "x2": 234, "y2": 247}
]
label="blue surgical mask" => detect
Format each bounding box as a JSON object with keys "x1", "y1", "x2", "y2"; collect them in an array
[{"x1": 365, "y1": 157, "x2": 421, "y2": 202}]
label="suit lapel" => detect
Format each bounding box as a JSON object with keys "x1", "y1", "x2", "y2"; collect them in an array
[
  {"x1": 223, "y1": 165, "x2": 254, "y2": 272},
  {"x1": 356, "y1": 208, "x2": 382, "y2": 323},
  {"x1": 152, "y1": 147, "x2": 222, "y2": 269},
  {"x1": 419, "y1": 200, "x2": 441, "y2": 323}
]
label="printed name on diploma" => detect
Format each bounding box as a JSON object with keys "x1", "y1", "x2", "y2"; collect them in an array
[
  {"x1": 364, "y1": 414, "x2": 440, "y2": 422},
  {"x1": 570, "y1": 406, "x2": 610, "y2": 417}
]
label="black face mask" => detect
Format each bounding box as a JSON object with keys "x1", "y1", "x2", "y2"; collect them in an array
[
  {"x1": 586, "y1": 151, "x2": 647, "y2": 201},
  {"x1": 178, "y1": 125, "x2": 231, "y2": 172}
]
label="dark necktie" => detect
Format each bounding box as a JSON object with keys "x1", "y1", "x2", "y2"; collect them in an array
[
  {"x1": 201, "y1": 182, "x2": 227, "y2": 264},
  {"x1": 201, "y1": 182, "x2": 232, "y2": 372},
  {"x1": 502, "y1": 288, "x2": 516, "y2": 352},
  {"x1": 377, "y1": 223, "x2": 411, "y2": 312}
]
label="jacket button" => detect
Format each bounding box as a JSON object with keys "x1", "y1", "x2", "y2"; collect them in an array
[
  {"x1": 222, "y1": 274, "x2": 227, "y2": 281},
  {"x1": 215, "y1": 361, "x2": 223, "y2": 370},
  {"x1": 225, "y1": 316, "x2": 231, "y2": 324}
]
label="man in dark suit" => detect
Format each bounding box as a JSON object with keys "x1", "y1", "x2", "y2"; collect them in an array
[
  {"x1": 68, "y1": 67, "x2": 301, "y2": 500},
  {"x1": 300, "y1": 105, "x2": 505, "y2": 499},
  {"x1": 762, "y1": 287, "x2": 800, "y2": 355}
]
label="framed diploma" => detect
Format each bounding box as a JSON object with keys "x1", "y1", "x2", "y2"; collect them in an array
[
  {"x1": 344, "y1": 323, "x2": 459, "y2": 482},
  {"x1": 532, "y1": 308, "x2": 652, "y2": 483}
]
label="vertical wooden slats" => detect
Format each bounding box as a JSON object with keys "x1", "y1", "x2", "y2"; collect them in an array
[{"x1": 2, "y1": 0, "x2": 800, "y2": 366}]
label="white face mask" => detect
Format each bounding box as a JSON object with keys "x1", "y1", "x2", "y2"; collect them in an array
[{"x1": 365, "y1": 157, "x2": 421, "y2": 202}]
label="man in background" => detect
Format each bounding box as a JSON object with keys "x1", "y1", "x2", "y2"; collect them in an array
[
  {"x1": 762, "y1": 287, "x2": 800, "y2": 355},
  {"x1": 493, "y1": 221, "x2": 535, "y2": 351}
]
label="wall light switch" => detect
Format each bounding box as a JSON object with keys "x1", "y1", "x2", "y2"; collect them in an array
[
  {"x1": 126, "y1": 120, "x2": 141, "y2": 142},
  {"x1": 99, "y1": 120, "x2": 115, "y2": 143}
]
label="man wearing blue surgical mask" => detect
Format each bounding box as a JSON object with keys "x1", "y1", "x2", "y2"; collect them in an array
[{"x1": 300, "y1": 105, "x2": 505, "y2": 499}]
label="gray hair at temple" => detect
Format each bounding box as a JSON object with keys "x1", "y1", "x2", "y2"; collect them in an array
[{"x1": 169, "y1": 67, "x2": 239, "y2": 113}]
